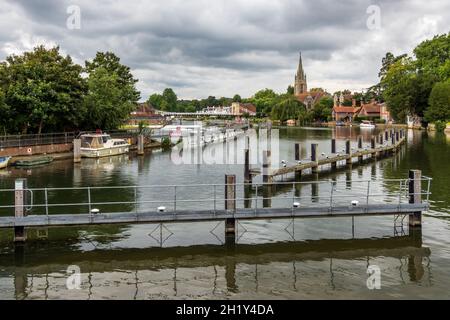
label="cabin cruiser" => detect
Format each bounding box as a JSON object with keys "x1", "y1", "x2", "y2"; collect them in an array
[
  {"x1": 80, "y1": 133, "x2": 130, "y2": 158},
  {"x1": 360, "y1": 120, "x2": 376, "y2": 129}
]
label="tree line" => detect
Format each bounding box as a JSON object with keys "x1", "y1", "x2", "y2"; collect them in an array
[
  {"x1": 372, "y1": 33, "x2": 449, "y2": 126},
  {"x1": 0, "y1": 46, "x2": 140, "y2": 134}
]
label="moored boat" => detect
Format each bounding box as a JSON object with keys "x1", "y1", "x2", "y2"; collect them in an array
[
  {"x1": 14, "y1": 156, "x2": 53, "y2": 167},
  {"x1": 360, "y1": 120, "x2": 376, "y2": 129},
  {"x1": 80, "y1": 133, "x2": 130, "y2": 158},
  {"x1": 0, "y1": 156, "x2": 11, "y2": 169}
]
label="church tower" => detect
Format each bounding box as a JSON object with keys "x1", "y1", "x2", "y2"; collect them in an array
[{"x1": 294, "y1": 52, "x2": 307, "y2": 95}]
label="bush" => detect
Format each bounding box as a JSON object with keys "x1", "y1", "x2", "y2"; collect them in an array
[
  {"x1": 161, "y1": 137, "x2": 171, "y2": 149},
  {"x1": 435, "y1": 120, "x2": 447, "y2": 132}
]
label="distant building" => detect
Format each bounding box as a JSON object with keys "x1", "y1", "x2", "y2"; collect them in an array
[
  {"x1": 231, "y1": 102, "x2": 257, "y2": 116},
  {"x1": 332, "y1": 95, "x2": 360, "y2": 122},
  {"x1": 128, "y1": 102, "x2": 163, "y2": 125}
]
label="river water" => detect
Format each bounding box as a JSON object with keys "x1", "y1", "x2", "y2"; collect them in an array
[{"x1": 0, "y1": 126, "x2": 449, "y2": 300}]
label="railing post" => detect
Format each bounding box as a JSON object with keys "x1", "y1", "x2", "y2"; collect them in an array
[
  {"x1": 73, "y1": 139, "x2": 81, "y2": 163},
  {"x1": 311, "y1": 143, "x2": 318, "y2": 173},
  {"x1": 14, "y1": 179, "x2": 28, "y2": 242},
  {"x1": 225, "y1": 175, "x2": 236, "y2": 245},
  {"x1": 409, "y1": 170, "x2": 422, "y2": 227}
]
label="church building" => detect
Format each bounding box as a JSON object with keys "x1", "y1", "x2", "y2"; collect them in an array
[{"x1": 293, "y1": 52, "x2": 327, "y2": 110}]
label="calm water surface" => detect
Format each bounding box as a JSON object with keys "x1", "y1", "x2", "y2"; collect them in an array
[{"x1": 0, "y1": 126, "x2": 449, "y2": 299}]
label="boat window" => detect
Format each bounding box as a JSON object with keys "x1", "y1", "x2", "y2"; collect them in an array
[
  {"x1": 102, "y1": 135, "x2": 110, "y2": 143},
  {"x1": 81, "y1": 137, "x2": 94, "y2": 148}
]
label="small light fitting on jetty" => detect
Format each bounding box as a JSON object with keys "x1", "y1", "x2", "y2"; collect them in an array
[
  {"x1": 283, "y1": 164, "x2": 287, "y2": 168},
  {"x1": 321, "y1": 152, "x2": 326, "y2": 156},
  {"x1": 298, "y1": 160, "x2": 302, "y2": 164},
  {"x1": 157, "y1": 206, "x2": 166, "y2": 212},
  {"x1": 351, "y1": 200, "x2": 359, "y2": 206},
  {"x1": 281, "y1": 160, "x2": 287, "y2": 164},
  {"x1": 91, "y1": 208, "x2": 100, "y2": 214},
  {"x1": 293, "y1": 202, "x2": 300, "y2": 208}
]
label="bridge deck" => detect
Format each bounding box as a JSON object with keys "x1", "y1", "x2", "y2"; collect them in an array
[{"x1": 0, "y1": 203, "x2": 427, "y2": 228}]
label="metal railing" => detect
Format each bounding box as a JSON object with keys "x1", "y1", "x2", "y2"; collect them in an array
[
  {"x1": 0, "y1": 132, "x2": 76, "y2": 148},
  {"x1": 0, "y1": 177, "x2": 432, "y2": 217}
]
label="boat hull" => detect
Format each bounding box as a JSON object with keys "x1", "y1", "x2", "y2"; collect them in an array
[
  {"x1": 0, "y1": 157, "x2": 11, "y2": 169},
  {"x1": 14, "y1": 157, "x2": 53, "y2": 167},
  {"x1": 81, "y1": 145, "x2": 130, "y2": 158}
]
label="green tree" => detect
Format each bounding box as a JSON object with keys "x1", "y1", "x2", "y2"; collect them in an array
[
  {"x1": 0, "y1": 46, "x2": 86, "y2": 133},
  {"x1": 83, "y1": 67, "x2": 136, "y2": 130},
  {"x1": 312, "y1": 97, "x2": 333, "y2": 121},
  {"x1": 425, "y1": 80, "x2": 450, "y2": 123},
  {"x1": 232, "y1": 94, "x2": 242, "y2": 102},
  {"x1": 83, "y1": 51, "x2": 140, "y2": 129},
  {"x1": 251, "y1": 88, "x2": 279, "y2": 114},
  {"x1": 286, "y1": 85, "x2": 294, "y2": 95},
  {"x1": 148, "y1": 93, "x2": 163, "y2": 109},
  {"x1": 162, "y1": 88, "x2": 178, "y2": 111},
  {"x1": 271, "y1": 95, "x2": 305, "y2": 122}
]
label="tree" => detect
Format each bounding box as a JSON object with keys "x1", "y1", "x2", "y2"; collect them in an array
[
  {"x1": 312, "y1": 97, "x2": 333, "y2": 121},
  {"x1": 381, "y1": 57, "x2": 420, "y2": 122},
  {"x1": 162, "y1": 88, "x2": 177, "y2": 111},
  {"x1": 271, "y1": 95, "x2": 305, "y2": 122},
  {"x1": 83, "y1": 67, "x2": 136, "y2": 130},
  {"x1": 425, "y1": 80, "x2": 450, "y2": 123},
  {"x1": 232, "y1": 94, "x2": 242, "y2": 102},
  {"x1": 251, "y1": 88, "x2": 279, "y2": 114},
  {"x1": 148, "y1": 93, "x2": 163, "y2": 109},
  {"x1": 0, "y1": 46, "x2": 86, "y2": 133},
  {"x1": 85, "y1": 52, "x2": 140, "y2": 103},
  {"x1": 83, "y1": 52, "x2": 139, "y2": 130},
  {"x1": 286, "y1": 85, "x2": 294, "y2": 95}
]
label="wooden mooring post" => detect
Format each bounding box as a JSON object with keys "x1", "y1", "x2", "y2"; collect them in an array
[
  {"x1": 244, "y1": 136, "x2": 251, "y2": 183},
  {"x1": 73, "y1": 139, "x2": 81, "y2": 163},
  {"x1": 311, "y1": 143, "x2": 318, "y2": 173},
  {"x1": 295, "y1": 143, "x2": 302, "y2": 179},
  {"x1": 225, "y1": 175, "x2": 236, "y2": 245},
  {"x1": 137, "y1": 134, "x2": 144, "y2": 156},
  {"x1": 262, "y1": 150, "x2": 272, "y2": 183},
  {"x1": 345, "y1": 140, "x2": 352, "y2": 166},
  {"x1": 14, "y1": 179, "x2": 28, "y2": 242},
  {"x1": 331, "y1": 139, "x2": 337, "y2": 169},
  {"x1": 357, "y1": 136, "x2": 363, "y2": 162},
  {"x1": 409, "y1": 170, "x2": 422, "y2": 227}
]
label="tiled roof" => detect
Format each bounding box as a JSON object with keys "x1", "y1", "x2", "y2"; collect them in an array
[{"x1": 333, "y1": 106, "x2": 361, "y2": 113}]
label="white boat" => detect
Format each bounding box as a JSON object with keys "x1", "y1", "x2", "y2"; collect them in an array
[
  {"x1": 80, "y1": 133, "x2": 130, "y2": 158},
  {"x1": 360, "y1": 120, "x2": 376, "y2": 129},
  {"x1": 0, "y1": 156, "x2": 11, "y2": 169}
]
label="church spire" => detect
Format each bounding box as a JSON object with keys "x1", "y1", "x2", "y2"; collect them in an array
[{"x1": 294, "y1": 51, "x2": 307, "y2": 95}]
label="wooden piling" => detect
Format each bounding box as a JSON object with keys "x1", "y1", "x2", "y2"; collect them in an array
[
  {"x1": 408, "y1": 170, "x2": 422, "y2": 227},
  {"x1": 371, "y1": 137, "x2": 376, "y2": 157},
  {"x1": 225, "y1": 175, "x2": 236, "y2": 243},
  {"x1": 244, "y1": 148, "x2": 251, "y2": 183},
  {"x1": 295, "y1": 143, "x2": 300, "y2": 161},
  {"x1": 331, "y1": 139, "x2": 337, "y2": 169},
  {"x1": 137, "y1": 134, "x2": 144, "y2": 156},
  {"x1": 73, "y1": 139, "x2": 81, "y2": 163},
  {"x1": 262, "y1": 150, "x2": 272, "y2": 183},
  {"x1": 396, "y1": 131, "x2": 399, "y2": 143},
  {"x1": 346, "y1": 140, "x2": 352, "y2": 166},
  {"x1": 357, "y1": 136, "x2": 363, "y2": 162},
  {"x1": 14, "y1": 179, "x2": 28, "y2": 242},
  {"x1": 385, "y1": 130, "x2": 389, "y2": 141},
  {"x1": 311, "y1": 143, "x2": 318, "y2": 173}
]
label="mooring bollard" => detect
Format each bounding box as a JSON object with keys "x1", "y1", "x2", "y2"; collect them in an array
[
  {"x1": 331, "y1": 139, "x2": 337, "y2": 169},
  {"x1": 262, "y1": 150, "x2": 272, "y2": 183},
  {"x1": 137, "y1": 134, "x2": 144, "y2": 156},
  {"x1": 73, "y1": 139, "x2": 81, "y2": 163},
  {"x1": 409, "y1": 170, "x2": 422, "y2": 227},
  {"x1": 311, "y1": 143, "x2": 318, "y2": 173},
  {"x1": 346, "y1": 140, "x2": 352, "y2": 165},
  {"x1": 225, "y1": 174, "x2": 236, "y2": 244},
  {"x1": 14, "y1": 179, "x2": 28, "y2": 242}
]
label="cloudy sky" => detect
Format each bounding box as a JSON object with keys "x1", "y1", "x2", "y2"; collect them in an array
[{"x1": 0, "y1": 0, "x2": 449, "y2": 100}]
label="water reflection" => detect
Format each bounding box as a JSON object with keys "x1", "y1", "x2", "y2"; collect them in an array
[{"x1": 3, "y1": 230, "x2": 431, "y2": 300}]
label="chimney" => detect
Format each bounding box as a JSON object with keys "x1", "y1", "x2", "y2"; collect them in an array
[{"x1": 352, "y1": 99, "x2": 356, "y2": 107}]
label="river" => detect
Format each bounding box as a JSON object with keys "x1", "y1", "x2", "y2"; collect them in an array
[{"x1": 0, "y1": 126, "x2": 449, "y2": 299}]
